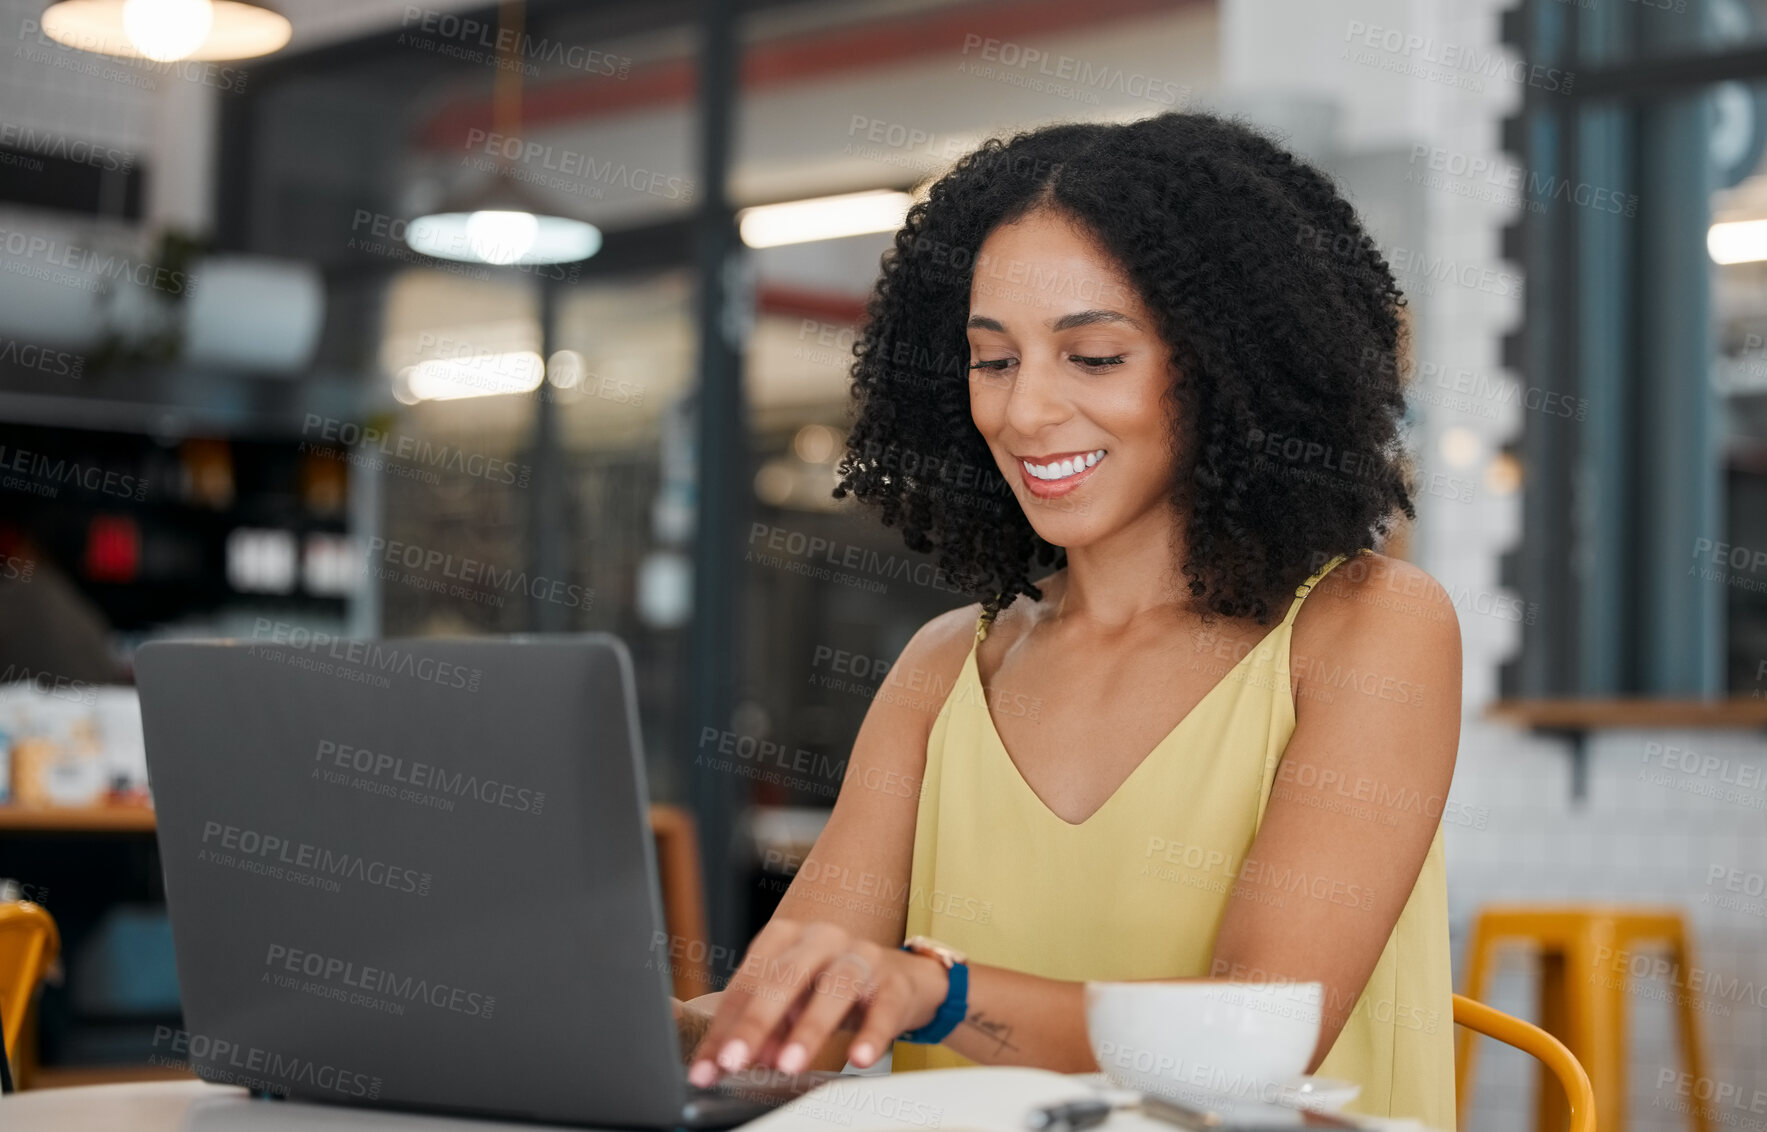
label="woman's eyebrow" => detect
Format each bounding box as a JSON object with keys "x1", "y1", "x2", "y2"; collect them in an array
[
  {"x1": 1048, "y1": 309, "x2": 1143, "y2": 331},
  {"x1": 965, "y1": 310, "x2": 1143, "y2": 332}
]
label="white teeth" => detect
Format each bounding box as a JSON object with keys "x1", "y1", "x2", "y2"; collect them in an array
[{"x1": 1021, "y1": 449, "x2": 1106, "y2": 481}]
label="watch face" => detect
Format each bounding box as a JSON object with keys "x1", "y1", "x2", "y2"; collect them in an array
[{"x1": 907, "y1": 936, "x2": 966, "y2": 967}]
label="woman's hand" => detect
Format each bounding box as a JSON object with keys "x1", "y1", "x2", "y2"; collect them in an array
[{"x1": 685, "y1": 918, "x2": 948, "y2": 1086}]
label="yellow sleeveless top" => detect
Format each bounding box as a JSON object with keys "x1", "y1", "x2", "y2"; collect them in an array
[{"x1": 890, "y1": 551, "x2": 1455, "y2": 1131}]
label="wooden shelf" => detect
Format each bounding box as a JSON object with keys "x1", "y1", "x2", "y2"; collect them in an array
[
  {"x1": 23, "y1": 1064, "x2": 197, "y2": 1090},
  {"x1": 1487, "y1": 698, "x2": 1767, "y2": 730},
  {"x1": 1484, "y1": 698, "x2": 1767, "y2": 802},
  {"x1": 0, "y1": 804, "x2": 158, "y2": 834}
]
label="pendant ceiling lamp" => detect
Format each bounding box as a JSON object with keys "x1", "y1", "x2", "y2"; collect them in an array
[
  {"x1": 404, "y1": 0, "x2": 601, "y2": 267},
  {"x1": 40, "y1": 0, "x2": 290, "y2": 62}
]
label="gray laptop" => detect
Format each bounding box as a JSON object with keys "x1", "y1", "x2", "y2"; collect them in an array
[{"x1": 136, "y1": 633, "x2": 834, "y2": 1128}]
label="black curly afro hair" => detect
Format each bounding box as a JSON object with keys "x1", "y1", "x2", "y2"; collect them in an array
[{"x1": 831, "y1": 111, "x2": 1416, "y2": 626}]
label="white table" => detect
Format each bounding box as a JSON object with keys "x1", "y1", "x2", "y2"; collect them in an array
[
  {"x1": 0, "y1": 1072, "x2": 1440, "y2": 1131},
  {"x1": 0, "y1": 1080, "x2": 593, "y2": 1131}
]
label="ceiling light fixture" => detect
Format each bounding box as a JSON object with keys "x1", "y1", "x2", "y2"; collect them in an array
[
  {"x1": 40, "y1": 0, "x2": 291, "y2": 62},
  {"x1": 404, "y1": 0, "x2": 600, "y2": 268}
]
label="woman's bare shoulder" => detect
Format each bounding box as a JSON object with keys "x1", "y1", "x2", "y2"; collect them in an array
[
  {"x1": 906, "y1": 601, "x2": 986, "y2": 670},
  {"x1": 1291, "y1": 551, "x2": 1461, "y2": 671},
  {"x1": 1303, "y1": 551, "x2": 1452, "y2": 613}
]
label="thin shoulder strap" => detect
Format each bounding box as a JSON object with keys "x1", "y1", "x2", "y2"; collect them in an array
[{"x1": 1282, "y1": 547, "x2": 1373, "y2": 624}]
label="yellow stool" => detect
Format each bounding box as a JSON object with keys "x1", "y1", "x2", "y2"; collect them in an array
[{"x1": 1458, "y1": 904, "x2": 1709, "y2": 1132}]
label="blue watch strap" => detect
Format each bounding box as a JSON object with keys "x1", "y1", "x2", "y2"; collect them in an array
[{"x1": 896, "y1": 948, "x2": 968, "y2": 1044}]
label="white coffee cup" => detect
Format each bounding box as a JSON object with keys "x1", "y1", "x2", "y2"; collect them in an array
[{"x1": 1083, "y1": 980, "x2": 1324, "y2": 1105}]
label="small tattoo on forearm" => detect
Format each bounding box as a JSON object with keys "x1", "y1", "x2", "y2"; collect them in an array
[{"x1": 964, "y1": 1010, "x2": 1019, "y2": 1055}]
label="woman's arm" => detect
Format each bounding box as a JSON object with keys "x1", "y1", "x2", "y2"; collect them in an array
[
  {"x1": 685, "y1": 558, "x2": 1462, "y2": 1082},
  {"x1": 1209, "y1": 557, "x2": 1461, "y2": 1069},
  {"x1": 686, "y1": 922, "x2": 1098, "y2": 1081},
  {"x1": 683, "y1": 606, "x2": 980, "y2": 1074}
]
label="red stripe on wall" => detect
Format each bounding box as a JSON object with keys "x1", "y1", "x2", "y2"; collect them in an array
[{"x1": 419, "y1": 0, "x2": 1205, "y2": 149}]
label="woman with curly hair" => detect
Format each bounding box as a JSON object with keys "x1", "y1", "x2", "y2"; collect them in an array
[{"x1": 675, "y1": 110, "x2": 1460, "y2": 1128}]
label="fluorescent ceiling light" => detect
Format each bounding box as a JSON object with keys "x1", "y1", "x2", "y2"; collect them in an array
[
  {"x1": 41, "y1": 0, "x2": 291, "y2": 61},
  {"x1": 1709, "y1": 219, "x2": 1767, "y2": 264},
  {"x1": 396, "y1": 351, "x2": 545, "y2": 402},
  {"x1": 738, "y1": 190, "x2": 912, "y2": 248}
]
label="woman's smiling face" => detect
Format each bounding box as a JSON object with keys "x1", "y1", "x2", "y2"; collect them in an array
[{"x1": 966, "y1": 207, "x2": 1179, "y2": 548}]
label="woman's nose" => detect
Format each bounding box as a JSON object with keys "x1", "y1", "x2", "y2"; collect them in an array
[{"x1": 1002, "y1": 356, "x2": 1070, "y2": 436}]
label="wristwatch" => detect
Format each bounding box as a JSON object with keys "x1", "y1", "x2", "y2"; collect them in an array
[{"x1": 896, "y1": 935, "x2": 969, "y2": 1044}]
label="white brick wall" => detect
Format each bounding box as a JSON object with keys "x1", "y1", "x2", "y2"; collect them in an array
[{"x1": 1224, "y1": 3, "x2": 1767, "y2": 1127}]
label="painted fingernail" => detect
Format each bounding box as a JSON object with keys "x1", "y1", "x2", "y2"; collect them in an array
[
  {"x1": 716, "y1": 1039, "x2": 750, "y2": 1071},
  {"x1": 851, "y1": 1041, "x2": 874, "y2": 1066},
  {"x1": 777, "y1": 1042, "x2": 806, "y2": 1073},
  {"x1": 688, "y1": 1059, "x2": 717, "y2": 1087}
]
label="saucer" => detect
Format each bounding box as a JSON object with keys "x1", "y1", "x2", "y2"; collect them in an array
[
  {"x1": 1068, "y1": 1071, "x2": 1361, "y2": 1113},
  {"x1": 1274, "y1": 1075, "x2": 1362, "y2": 1111}
]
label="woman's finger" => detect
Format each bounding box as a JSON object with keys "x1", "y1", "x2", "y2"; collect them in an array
[
  {"x1": 687, "y1": 921, "x2": 800, "y2": 1084},
  {"x1": 705, "y1": 922, "x2": 850, "y2": 1075},
  {"x1": 844, "y1": 967, "x2": 916, "y2": 1069},
  {"x1": 771, "y1": 948, "x2": 878, "y2": 1074},
  {"x1": 744, "y1": 995, "x2": 805, "y2": 1068}
]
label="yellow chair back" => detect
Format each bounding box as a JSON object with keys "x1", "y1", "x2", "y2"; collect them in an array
[
  {"x1": 0, "y1": 901, "x2": 60, "y2": 1068},
  {"x1": 1455, "y1": 991, "x2": 1595, "y2": 1132}
]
